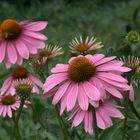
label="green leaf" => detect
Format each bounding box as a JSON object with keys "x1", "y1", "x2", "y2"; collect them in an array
[{"x1": 99, "y1": 121, "x2": 123, "y2": 140}]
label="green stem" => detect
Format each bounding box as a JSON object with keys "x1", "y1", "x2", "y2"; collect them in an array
[
  {"x1": 12, "y1": 113, "x2": 21, "y2": 140},
  {"x1": 92, "y1": 107, "x2": 98, "y2": 140},
  {"x1": 129, "y1": 100, "x2": 140, "y2": 120},
  {"x1": 30, "y1": 104, "x2": 47, "y2": 130},
  {"x1": 109, "y1": 44, "x2": 128, "y2": 55},
  {"x1": 122, "y1": 95, "x2": 129, "y2": 140},
  {"x1": 55, "y1": 106, "x2": 68, "y2": 140},
  {"x1": 10, "y1": 98, "x2": 25, "y2": 140}
]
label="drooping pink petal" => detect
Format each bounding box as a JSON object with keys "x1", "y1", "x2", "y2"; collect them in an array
[
  {"x1": 78, "y1": 84, "x2": 89, "y2": 111},
  {"x1": 52, "y1": 81, "x2": 71, "y2": 105},
  {"x1": 7, "y1": 106, "x2": 12, "y2": 118},
  {"x1": 21, "y1": 35, "x2": 46, "y2": 49},
  {"x1": 0, "y1": 76, "x2": 13, "y2": 95},
  {"x1": 88, "y1": 111, "x2": 93, "y2": 134},
  {"x1": 23, "y1": 30, "x2": 47, "y2": 40},
  {"x1": 42, "y1": 87, "x2": 58, "y2": 99},
  {"x1": 96, "y1": 111, "x2": 106, "y2": 129},
  {"x1": 60, "y1": 93, "x2": 68, "y2": 115},
  {"x1": 66, "y1": 83, "x2": 78, "y2": 111},
  {"x1": 97, "y1": 76, "x2": 129, "y2": 89},
  {"x1": 90, "y1": 77, "x2": 106, "y2": 99},
  {"x1": 28, "y1": 73, "x2": 43, "y2": 87},
  {"x1": 129, "y1": 84, "x2": 135, "y2": 102},
  {"x1": 97, "y1": 72, "x2": 127, "y2": 83},
  {"x1": 0, "y1": 41, "x2": 6, "y2": 62},
  {"x1": 72, "y1": 110, "x2": 85, "y2": 127},
  {"x1": 103, "y1": 104, "x2": 124, "y2": 119},
  {"x1": 15, "y1": 40, "x2": 29, "y2": 59},
  {"x1": 44, "y1": 73, "x2": 68, "y2": 93},
  {"x1": 82, "y1": 81, "x2": 100, "y2": 101},
  {"x1": 7, "y1": 42, "x2": 17, "y2": 63}
]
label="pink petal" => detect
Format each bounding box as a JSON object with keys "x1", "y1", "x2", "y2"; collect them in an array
[
  {"x1": 21, "y1": 35, "x2": 46, "y2": 49},
  {"x1": 72, "y1": 110, "x2": 85, "y2": 127},
  {"x1": 85, "y1": 54, "x2": 105, "y2": 63},
  {"x1": 7, "y1": 106, "x2": 12, "y2": 118},
  {"x1": 97, "y1": 72, "x2": 127, "y2": 83},
  {"x1": 0, "y1": 76, "x2": 13, "y2": 95},
  {"x1": 96, "y1": 111, "x2": 106, "y2": 129},
  {"x1": 82, "y1": 81, "x2": 100, "y2": 101},
  {"x1": 78, "y1": 84, "x2": 89, "y2": 110},
  {"x1": 23, "y1": 30, "x2": 47, "y2": 40},
  {"x1": 129, "y1": 84, "x2": 135, "y2": 102},
  {"x1": 97, "y1": 76, "x2": 129, "y2": 89},
  {"x1": 97, "y1": 65, "x2": 131, "y2": 72},
  {"x1": 104, "y1": 104, "x2": 124, "y2": 119},
  {"x1": 42, "y1": 87, "x2": 58, "y2": 99},
  {"x1": 28, "y1": 73, "x2": 43, "y2": 87},
  {"x1": 52, "y1": 81, "x2": 71, "y2": 105},
  {"x1": 7, "y1": 42, "x2": 17, "y2": 63},
  {"x1": 0, "y1": 106, "x2": 4, "y2": 115},
  {"x1": 44, "y1": 74, "x2": 68, "y2": 93},
  {"x1": 15, "y1": 39, "x2": 29, "y2": 59},
  {"x1": 95, "y1": 56, "x2": 116, "y2": 66},
  {"x1": 0, "y1": 41, "x2": 6, "y2": 62},
  {"x1": 60, "y1": 93, "x2": 67, "y2": 115},
  {"x1": 67, "y1": 83, "x2": 78, "y2": 111},
  {"x1": 23, "y1": 21, "x2": 48, "y2": 31},
  {"x1": 88, "y1": 111, "x2": 93, "y2": 134},
  {"x1": 90, "y1": 77, "x2": 106, "y2": 99},
  {"x1": 51, "y1": 64, "x2": 68, "y2": 73}
]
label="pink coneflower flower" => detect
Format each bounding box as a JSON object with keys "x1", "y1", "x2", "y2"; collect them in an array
[
  {"x1": 43, "y1": 54, "x2": 130, "y2": 112},
  {"x1": 0, "y1": 95, "x2": 20, "y2": 117},
  {"x1": 69, "y1": 36, "x2": 103, "y2": 54},
  {"x1": 68, "y1": 100, "x2": 124, "y2": 134},
  {"x1": 0, "y1": 19, "x2": 47, "y2": 68},
  {"x1": 0, "y1": 66, "x2": 43, "y2": 95}
]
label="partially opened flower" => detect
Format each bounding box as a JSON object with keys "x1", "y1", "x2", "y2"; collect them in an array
[
  {"x1": 68, "y1": 100, "x2": 124, "y2": 134},
  {"x1": 43, "y1": 54, "x2": 130, "y2": 112},
  {"x1": 119, "y1": 56, "x2": 140, "y2": 72},
  {"x1": 13, "y1": 79, "x2": 34, "y2": 99},
  {"x1": 119, "y1": 56, "x2": 140, "y2": 102},
  {"x1": 0, "y1": 66, "x2": 43, "y2": 95},
  {"x1": 69, "y1": 36, "x2": 103, "y2": 54},
  {"x1": 0, "y1": 95, "x2": 20, "y2": 117},
  {"x1": 30, "y1": 45, "x2": 63, "y2": 68},
  {"x1": 0, "y1": 19, "x2": 48, "y2": 68}
]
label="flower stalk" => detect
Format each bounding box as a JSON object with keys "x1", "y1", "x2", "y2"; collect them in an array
[
  {"x1": 92, "y1": 107, "x2": 99, "y2": 140},
  {"x1": 10, "y1": 98, "x2": 25, "y2": 140}
]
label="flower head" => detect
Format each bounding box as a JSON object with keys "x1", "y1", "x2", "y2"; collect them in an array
[
  {"x1": 68, "y1": 100, "x2": 124, "y2": 134},
  {"x1": 126, "y1": 30, "x2": 140, "y2": 43},
  {"x1": 30, "y1": 45, "x2": 63, "y2": 69},
  {"x1": 119, "y1": 56, "x2": 140, "y2": 102},
  {"x1": 0, "y1": 19, "x2": 48, "y2": 68},
  {"x1": 69, "y1": 36, "x2": 103, "y2": 54},
  {"x1": 119, "y1": 56, "x2": 140, "y2": 72},
  {"x1": 43, "y1": 54, "x2": 130, "y2": 113},
  {"x1": 0, "y1": 66, "x2": 43, "y2": 95},
  {"x1": 13, "y1": 79, "x2": 33, "y2": 99},
  {"x1": 0, "y1": 95, "x2": 20, "y2": 117}
]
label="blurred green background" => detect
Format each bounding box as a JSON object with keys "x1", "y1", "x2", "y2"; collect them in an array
[{"x1": 0, "y1": 0, "x2": 140, "y2": 139}]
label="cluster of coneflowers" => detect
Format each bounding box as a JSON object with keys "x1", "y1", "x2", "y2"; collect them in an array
[{"x1": 0, "y1": 18, "x2": 139, "y2": 140}]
